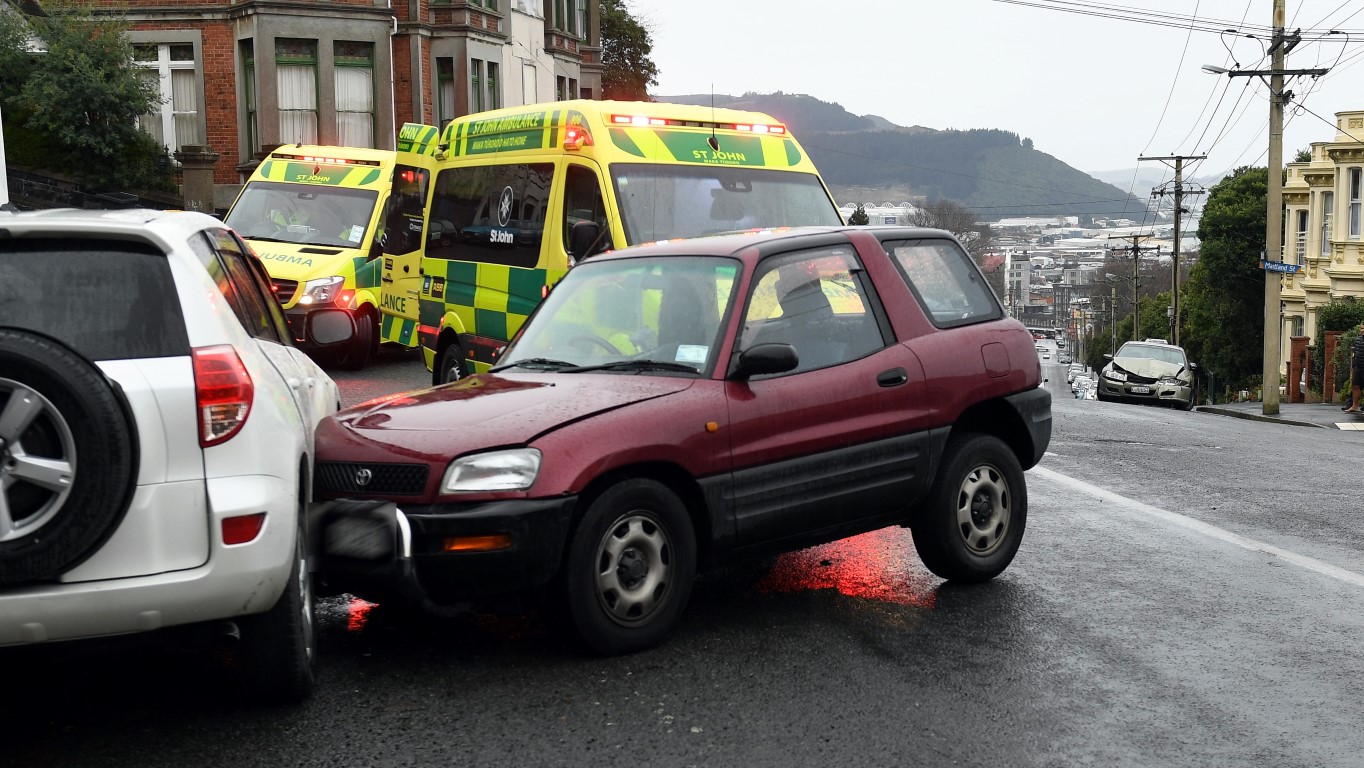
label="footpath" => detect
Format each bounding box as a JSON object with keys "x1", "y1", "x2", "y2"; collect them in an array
[{"x1": 1196, "y1": 401, "x2": 1364, "y2": 430}]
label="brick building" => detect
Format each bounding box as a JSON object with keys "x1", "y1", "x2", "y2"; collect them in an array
[{"x1": 97, "y1": 0, "x2": 601, "y2": 207}]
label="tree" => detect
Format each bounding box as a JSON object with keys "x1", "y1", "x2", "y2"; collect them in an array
[
  {"x1": 0, "y1": 0, "x2": 168, "y2": 191},
  {"x1": 1294, "y1": 147, "x2": 1312, "y2": 163},
  {"x1": 847, "y1": 203, "x2": 869, "y2": 225},
  {"x1": 1181, "y1": 166, "x2": 1268, "y2": 392},
  {"x1": 907, "y1": 198, "x2": 1004, "y2": 298},
  {"x1": 600, "y1": 0, "x2": 658, "y2": 101}
]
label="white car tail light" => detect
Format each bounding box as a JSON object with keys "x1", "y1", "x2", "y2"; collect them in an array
[{"x1": 192, "y1": 345, "x2": 254, "y2": 446}]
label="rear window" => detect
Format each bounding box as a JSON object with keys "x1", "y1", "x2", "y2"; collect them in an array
[
  {"x1": 880, "y1": 238, "x2": 1002, "y2": 328},
  {"x1": 0, "y1": 238, "x2": 190, "y2": 361}
]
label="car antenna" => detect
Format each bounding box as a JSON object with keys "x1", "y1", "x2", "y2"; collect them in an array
[{"x1": 708, "y1": 85, "x2": 719, "y2": 151}]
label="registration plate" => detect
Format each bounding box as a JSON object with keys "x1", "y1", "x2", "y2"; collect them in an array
[
  {"x1": 324, "y1": 518, "x2": 392, "y2": 560},
  {"x1": 1130, "y1": 385, "x2": 1151, "y2": 394}
]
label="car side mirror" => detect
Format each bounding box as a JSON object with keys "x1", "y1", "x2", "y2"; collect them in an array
[
  {"x1": 569, "y1": 220, "x2": 603, "y2": 261},
  {"x1": 1190, "y1": 362, "x2": 1199, "y2": 370},
  {"x1": 730, "y1": 343, "x2": 799, "y2": 380},
  {"x1": 309, "y1": 308, "x2": 356, "y2": 346},
  {"x1": 1103, "y1": 353, "x2": 1113, "y2": 360}
]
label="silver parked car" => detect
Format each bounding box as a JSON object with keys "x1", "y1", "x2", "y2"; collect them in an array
[{"x1": 1096, "y1": 340, "x2": 1196, "y2": 410}]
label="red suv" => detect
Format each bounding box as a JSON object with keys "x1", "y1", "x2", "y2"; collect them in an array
[{"x1": 311, "y1": 227, "x2": 1050, "y2": 654}]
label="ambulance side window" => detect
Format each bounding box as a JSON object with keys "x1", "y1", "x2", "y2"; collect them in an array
[
  {"x1": 563, "y1": 163, "x2": 610, "y2": 257},
  {"x1": 382, "y1": 164, "x2": 429, "y2": 257},
  {"x1": 426, "y1": 162, "x2": 554, "y2": 269}
]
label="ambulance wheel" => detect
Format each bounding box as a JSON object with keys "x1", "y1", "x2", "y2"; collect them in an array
[
  {"x1": 0, "y1": 330, "x2": 137, "y2": 585},
  {"x1": 336, "y1": 309, "x2": 376, "y2": 371},
  {"x1": 435, "y1": 342, "x2": 468, "y2": 386}
]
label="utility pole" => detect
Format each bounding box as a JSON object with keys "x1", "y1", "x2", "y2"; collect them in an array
[
  {"x1": 1141, "y1": 154, "x2": 1206, "y2": 346},
  {"x1": 1205, "y1": 0, "x2": 1327, "y2": 414},
  {"x1": 1109, "y1": 234, "x2": 1158, "y2": 341}
]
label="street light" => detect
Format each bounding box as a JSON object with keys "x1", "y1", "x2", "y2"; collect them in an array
[{"x1": 1200, "y1": 64, "x2": 1231, "y2": 75}]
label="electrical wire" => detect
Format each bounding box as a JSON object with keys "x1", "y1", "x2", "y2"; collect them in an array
[
  {"x1": 987, "y1": 0, "x2": 1364, "y2": 37},
  {"x1": 1138, "y1": 0, "x2": 1202, "y2": 156}
]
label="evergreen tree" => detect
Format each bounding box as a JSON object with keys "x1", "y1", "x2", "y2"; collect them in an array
[
  {"x1": 600, "y1": 0, "x2": 658, "y2": 101},
  {"x1": 847, "y1": 203, "x2": 869, "y2": 225},
  {"x1": 1181, "y1": 167, "x2": 1269, "y2": 391}
]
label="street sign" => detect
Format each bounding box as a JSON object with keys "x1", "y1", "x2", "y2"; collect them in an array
[{"x1": 1260, "y1": 259, "x2": 1301, "y2": 274}]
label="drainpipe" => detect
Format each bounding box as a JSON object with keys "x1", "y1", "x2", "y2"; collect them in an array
[{"x1": 388, "y1": 0, "x2": 398, "y2": 148}]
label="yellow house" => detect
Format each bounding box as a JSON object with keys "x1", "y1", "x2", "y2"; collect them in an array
[{"x1": 1281, "y1": 109, "x2": 1364, "y2": 371}]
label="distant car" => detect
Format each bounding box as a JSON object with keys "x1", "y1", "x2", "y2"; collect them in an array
[
  {"x1": 311, "y1": 226, "x2": 1052, "y2": 655},
  {"x1": 0, "y1": 208, "x2": 350, "y2": 701},
  {"x1": 1097, "y1": 340, "x2": 1196, "y2": 410}
]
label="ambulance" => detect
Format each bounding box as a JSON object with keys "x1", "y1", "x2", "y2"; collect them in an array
[
  {"x1": 406, "y1": 99, "x2": 843, "y2": 384},
  {"x1": 223, "y1": 126, "x2": 440, "y2": 369}
]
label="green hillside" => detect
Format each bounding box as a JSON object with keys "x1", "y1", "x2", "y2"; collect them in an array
[{"x1": 658, "y1": 92, "x2": 1147, "y2": 221}]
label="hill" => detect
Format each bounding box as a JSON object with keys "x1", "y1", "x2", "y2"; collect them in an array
[{"x1": 658, "y1": 92, "x2": 1148, "y2": 221}]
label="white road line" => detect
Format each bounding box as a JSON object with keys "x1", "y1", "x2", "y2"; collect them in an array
[{"x1": 1031, "y1": 465, "x2": 1364, "y2": 589}]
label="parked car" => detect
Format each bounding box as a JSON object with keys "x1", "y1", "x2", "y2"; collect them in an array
[
  {"x1": 1096, "y1": 340, "x2": 1196, "y2": 410},
  {"x1": 1067, "y1": 364, "x2": 1084, "y2": 384},
  {"x1": 0, "y1": 209, "x2": 350, "y2": 701},
  {"x1": 310, "y1": 226, "x2": 1052, "y2": 655}
]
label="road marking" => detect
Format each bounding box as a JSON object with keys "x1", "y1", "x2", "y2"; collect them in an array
[{"x1": 1031, "y1": 465, "x2": 1364, "y2": 589}]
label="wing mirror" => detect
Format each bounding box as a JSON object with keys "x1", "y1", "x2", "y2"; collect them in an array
[
  {"x1": 569, "y1": 220, "x2": 606, "y2": 262},
  {"x1": 308, "y1": 308, "x2": 356, "y2": 346},
  {"x1": 1103, "y1": 353, "x2": 1113, "y2": 360},
  {"x1": 730, "y1": 343, "x2": 799, "y2": 380}
]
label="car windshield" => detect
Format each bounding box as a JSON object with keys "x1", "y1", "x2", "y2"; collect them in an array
[
  {"x1": 225, "y1": 181, "x2": 379, "y2": 248},
  {"x1": 497, "y1": 256, "x2": 740, "y2": 374},
  {"x1": 1116, "y1": 343, "x2": 1185, "y2": 366},
  {"x1": 610, "y1": 164, "x2": 841, "y2": 244}
]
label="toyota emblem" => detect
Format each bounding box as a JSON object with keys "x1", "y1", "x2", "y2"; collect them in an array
[{"x1": 355, "y1": 468, "x2": 373, "y2": 487}]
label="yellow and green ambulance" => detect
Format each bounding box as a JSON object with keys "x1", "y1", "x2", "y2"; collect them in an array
[
  {"x1": 224, "y1": 129, "x2": 439, "y2": 369},
  {"x1": 404, "y1": 99, "x2": 843, "y2": 385}
]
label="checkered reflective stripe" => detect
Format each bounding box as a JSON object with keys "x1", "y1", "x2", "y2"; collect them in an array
[{"x1": 316, "y1": 462, "x2": 429, "y2": 496}]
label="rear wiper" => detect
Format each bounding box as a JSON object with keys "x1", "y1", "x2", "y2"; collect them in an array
[
  {"x1": 564, "y1": 359, "x2": 700, "y2": 374},
  {"x1": 490, "y1": 357, "x2": 576, "y2": 372}
]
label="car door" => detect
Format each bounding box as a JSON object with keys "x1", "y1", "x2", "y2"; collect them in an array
[
  {"x1": 379, "y1": 163, "x2": 430, "y2": 345},
  {"x1": 724, "y1": 241, "x2": 931, "y2": 547}
]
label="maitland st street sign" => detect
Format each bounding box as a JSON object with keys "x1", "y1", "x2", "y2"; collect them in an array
[{"x1": 1260, "y1": 259, "x2": 1302, "y2": 274}]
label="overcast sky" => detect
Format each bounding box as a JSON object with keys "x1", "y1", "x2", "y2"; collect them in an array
[{"x1": 628, "y1": 0, "x2": 1363, "y2": 188}]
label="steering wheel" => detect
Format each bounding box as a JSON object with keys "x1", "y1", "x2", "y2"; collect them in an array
[{"x1": 567, "y1": 334, "x2": 622, "y2": 355}]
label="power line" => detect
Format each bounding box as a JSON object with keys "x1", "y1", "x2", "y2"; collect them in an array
[
  {"x1": 988, "y1": 0, "x2": 1364, "y2": 37},
  {"x1": 1139, "y1": 0, "x2": 1202, "y2": 156}
]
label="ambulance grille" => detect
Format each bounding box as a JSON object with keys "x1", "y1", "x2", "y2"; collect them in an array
[
  {"x1": 316, "y1": 462, "x2": 429, "y2": 496},
  {"x1": 271, "y1": 278, "x2": 299, "y2": 302}
]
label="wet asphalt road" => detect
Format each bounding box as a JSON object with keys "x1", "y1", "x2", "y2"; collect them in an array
[{"x1": 6, "y1": 357, "x2": 1364, "y2": 767}]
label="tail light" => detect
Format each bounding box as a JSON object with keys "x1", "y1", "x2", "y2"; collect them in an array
[{"x1": 193, "y1": 345, "x2": 254, "y2": 447}]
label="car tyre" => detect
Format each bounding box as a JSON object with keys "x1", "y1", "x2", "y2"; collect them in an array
[
  {"x1": 912, "y1": 433, "x2": 1026, "y2": 583},
  {"x1": 336, "y1": 309, "x2": 376, "y2": 371},
  {"x1": 237, "y1": 512, "x2": 316, "y2": 703},
  {"x1": 0, "y1": 330, "x2": 137, "y2": 585},
  {"x1": 435, "y1": 342, "x2": 469, "y2": 386},
  {"x1": 564, "y1": 479, "x2": 696, "y2": 655}
]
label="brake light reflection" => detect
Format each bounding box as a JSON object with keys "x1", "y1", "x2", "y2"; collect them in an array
[
  {"x1": 754, "y1": 528, "x2": 938, "y2": 609},
  {"x1": 347, "y1": 597, "x2": 376, "y2": 632}
]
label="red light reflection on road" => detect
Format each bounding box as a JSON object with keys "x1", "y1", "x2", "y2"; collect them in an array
[
  {"x1": 347, "y1": 597, "x2": 377, "y2": 632},
  {"x1": 754, "y1": 528, "x2": 937, "y2": 609}
]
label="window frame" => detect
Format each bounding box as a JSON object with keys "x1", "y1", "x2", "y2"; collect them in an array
[
  {"x1": 1349, "y1": 168, "x2": 1361, "y2": 239},
  {"x1": 1322, "y1": 191, "x2": 1335, "y2": 256},
  {"x1": 880, "y1": 236, "x2": 1004, "y2": 330},
  {"x1": 276, "y1": 38, "x2": 319, "y2": 145},
  {"x1": 334, "y1": 40, "x2": 376, "y2": 148},
  {"x1": 133, "y1": 40, "x2": 203, "y2": 155}
]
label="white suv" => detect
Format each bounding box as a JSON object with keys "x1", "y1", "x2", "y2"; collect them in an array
[{"x1": 0, "y1": 209, "x2": 348, "y2": 701}]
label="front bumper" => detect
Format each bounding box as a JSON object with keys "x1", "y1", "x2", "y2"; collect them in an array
[
  {"x1": 1097, "y1": 375, "x2": 1192, "y2": 405},
  {"x1": 312, "y1": 494, "x2": 578, "y2": 604},
  {"x1": 1003, "y1": 387, "x2": 1052, "y2": 469}
]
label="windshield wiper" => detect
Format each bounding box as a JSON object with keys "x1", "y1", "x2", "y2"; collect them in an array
[
  {"x1": 490, "y1": 357, "x2": 577, "y2": 372},
  {"x1": 243, "y1": 235, "x2": 293, "y2": 244},
  {"x1": 563, "y1": 359, "x2": 700, "y2": 374}
]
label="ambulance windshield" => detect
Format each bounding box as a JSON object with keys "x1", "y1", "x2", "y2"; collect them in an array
[
  {"x1": 225, "y1": 181, "x2": 380, "y2": 248},
  {"x1": 611, "y1": 165, "x2": 840, "y2": 245}
]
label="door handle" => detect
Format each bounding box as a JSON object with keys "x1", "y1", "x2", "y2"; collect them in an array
[
  {"x1": 381, "y1": 276, "x2": 394, "y2": 283},
  {"x1": 877, "y1": 368, "x2": 908, "y2": 387},
  {"x1": 287, "y1": 377, "x2": 301, "y2": 389},
  {"x1": 403, "y1": 265, "x2": 410, "y2": 273}
]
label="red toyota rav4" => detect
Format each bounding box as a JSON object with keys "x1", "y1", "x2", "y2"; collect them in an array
[{"x1": 311, "y1": 227, "x2": 1050, "y2": 654}]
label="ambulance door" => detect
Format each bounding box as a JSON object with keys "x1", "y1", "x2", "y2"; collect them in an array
[
  {"x1": 378, "y1": 163, "x2": 430, "y2": 347},
  {"x1": 562, "y1": 160, "x2": 613, "y2": 264}
]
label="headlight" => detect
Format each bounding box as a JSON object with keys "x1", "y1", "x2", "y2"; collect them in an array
[
  {"x1": 1105, "y1": 370, "x2": 1127, "y2": 382},
  {"x1": 299, "y1": 275, "x2": 346, "y2": 305},
  {"x1": 442, "y1": 448, "x2": 542, "y2": 492},
  {"x1": 1158, "y1": 376, "x2": 1184, "y2": 385}
]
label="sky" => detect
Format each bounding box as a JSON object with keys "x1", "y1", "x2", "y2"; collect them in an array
[{"x1": 627, "y1": 0, "x2": 1364, "y2": 189}]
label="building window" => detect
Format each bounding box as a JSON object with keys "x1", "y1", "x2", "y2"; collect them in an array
[
  {"x1": 554, "y1": 0, "x2": 577, "y2": 35},
  {"x1": 470, "y1": 58, "x2": 499, "y2": 113},
  {"x1": 241, "y1": 40, "x2": 258, "y2": 156},
  {"x1": 276, "y1": 38, "x2": 318, "y2": 145},
  {"x1": 568, "y1": 78, "x2": 578, "y2": 101},
  {"x1": 134, "y1": 43, "x2": 201, "y2": 154},
  {"x1": 437, "y1": 58, "x2": 455, "y2": 126},
  {"x1": 576, "y1": 0, "x2": 587, "y2": 40},
  {"x1": 1322, "y1": 191, "x2": 1334, "y2": 256},
  {"x1": 1350, "y1": 168, "x2": 1361, "y2": 239},
  {"x1": 335, "y1": 41, "x2": 374, "y2": 147},
  {"x1": 556, "y1": 75, "x2": 567, "y2": 101},
  {"x1": 1296, "y1": 209, "x2": 1308, "y2": 263},
  {"x1": 469, "y1": 0, "x2": 497, "y2": 8}
]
